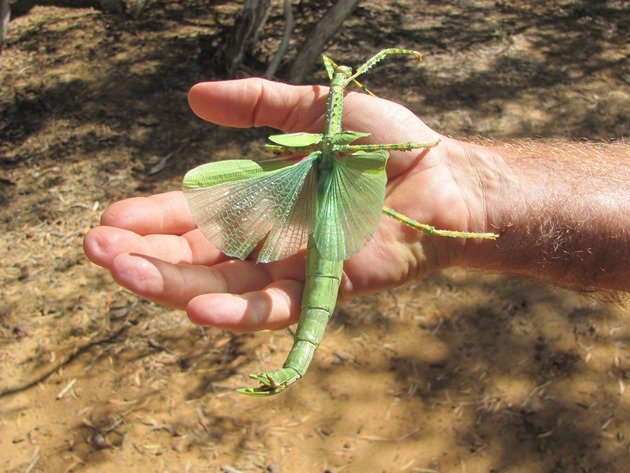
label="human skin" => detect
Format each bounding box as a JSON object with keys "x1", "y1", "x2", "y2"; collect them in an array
[{"x1": 83, "y1": 78, "x2": 630, "y2": 332}]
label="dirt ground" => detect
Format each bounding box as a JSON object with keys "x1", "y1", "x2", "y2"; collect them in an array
[{"x1": 1, "y1": 1, "x2": 628, "y2": 472}]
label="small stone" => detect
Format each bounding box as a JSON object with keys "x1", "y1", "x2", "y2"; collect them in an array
[
  {"x1": 92, "y1": 433, "x2": 109, "y2": 449},
  {"x1": 265, "y1": 463, "x2": 281, "y2": 473},
  {"x1": 13, "y1": 325, "x2": 30, "y2": 339}
]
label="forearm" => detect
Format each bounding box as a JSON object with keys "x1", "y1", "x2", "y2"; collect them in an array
[{"x1": 450, "y1": 138, "x2": 630, "y2": 292}]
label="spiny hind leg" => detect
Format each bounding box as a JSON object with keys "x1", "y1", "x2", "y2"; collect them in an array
[
  {"x1": 344, "y1": 139, "x2": 440, "y2": 153},
  {"x1": 382, "y1": 206, "x2": 499, "y2": 240}
]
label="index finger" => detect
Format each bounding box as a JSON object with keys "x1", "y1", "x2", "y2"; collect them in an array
[
  {"x1": 100, "y1": 191, "x2": 194, "y2": 235},
  {"x1": 188, "y1": 78, "x2": 329, "y2": 132}
]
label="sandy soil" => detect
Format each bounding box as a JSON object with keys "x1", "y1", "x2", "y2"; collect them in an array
[{"x1": 1, "y1": 1, "x2": 628, "y2": 472}]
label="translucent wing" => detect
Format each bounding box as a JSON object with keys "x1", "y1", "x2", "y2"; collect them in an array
[
  {"x1": 183, "y1": 155, "x2": 317, "y2": 262},
  {"x1": 313, "y1": 150, "x2": 389, "y2": 260},
  {"x1": 258, "y1": 169, "x2": 316, "y2": 262}
]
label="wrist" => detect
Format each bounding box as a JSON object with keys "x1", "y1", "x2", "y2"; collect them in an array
[
  {"x1": 437, "y1": 138, "x2": 513, "y2": 270},
  {"x1": 443, "y1": 138, "x2": 630, "y2": 291}
]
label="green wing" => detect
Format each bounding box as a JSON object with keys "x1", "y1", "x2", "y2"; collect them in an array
[
  {"x1": 333, "y1": 131, "x2": 371, "y2": 145},
  {"x1": 183, "y1": 154, "x2": 317, "y2": 263},
  {"x1": 268, "y1": 132, "x2": 322, "y2": 147},
  {"x1": 313, "y1": 150, "x2": 389, "y2": 260},
  {"x1": 268, "y1": 131, "x2": 368, "y2": 147}
]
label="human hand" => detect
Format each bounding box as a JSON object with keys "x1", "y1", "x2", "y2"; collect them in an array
[{"x1": 83, "y1": 79, "x2": 488, "y2": 332}]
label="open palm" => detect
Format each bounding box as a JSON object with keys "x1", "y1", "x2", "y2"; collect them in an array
[{"x1": 83, "y1": 78, "x2": 475, "y2": 332}]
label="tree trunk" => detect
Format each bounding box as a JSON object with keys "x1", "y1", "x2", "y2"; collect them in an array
[
  {"x1": 288, "y1": 0, "x2": 359, "y2": 84},
  {"x1": 0, "y1": 0, "x2": 10, "y2": 56},
  {"x1": 219, "y1": 0, "x2": 271, "y2": 77}
]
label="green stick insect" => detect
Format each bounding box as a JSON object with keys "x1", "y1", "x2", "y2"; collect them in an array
[{"x1": 183, "y1": 49, "x2": 498, "y2": 396}]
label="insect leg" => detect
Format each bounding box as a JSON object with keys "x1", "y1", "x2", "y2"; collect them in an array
[
  {"x1": 321, "y1": 54, "x2": 336, "y2": 81},
  {"x1": 382, "y1": 206, "x2": 498, "y2": 239},
  {"x1": 342, "y1": 140, "x2": 440, "y2": 153},
  {"x1": 349, "y1": 48, "x2": 422, "y2": 81}
]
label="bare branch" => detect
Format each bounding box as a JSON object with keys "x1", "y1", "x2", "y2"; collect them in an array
[
  {"x1": 219, "y1": 0, "x2": 271, "y2": 77},
  {"x1": 288, "y1": 0, "x2": 360, "y2": 84},
  {"x1": 265, "y1": 0, "x2": 295, "y2": 79}
]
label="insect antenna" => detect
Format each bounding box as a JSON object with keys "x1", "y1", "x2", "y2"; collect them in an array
[{"x1": 349, "y1": 78, "x2": 375, "y2": 96}]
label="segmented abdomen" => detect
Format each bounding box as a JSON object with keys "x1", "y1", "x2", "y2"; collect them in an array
[{"x1": 282, "y1": 236, "x2": 343, "y2": 376}]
